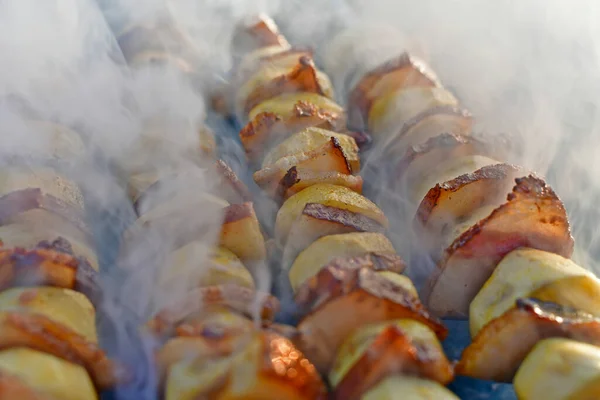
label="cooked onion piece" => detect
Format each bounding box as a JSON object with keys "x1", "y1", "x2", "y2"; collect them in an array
[
  {"x1": 262, "y1": 127, "x2": 360, "y2": 172},
  {"x1": 514, "y1": 338, "x2": 600, "y2": 400},
  {"x1": 254, "y1": 137, "x2": 354, "y2": 198},
  {"x1": 164, "y1": 331, "x2": 327, "y2": 400},
  {"x1": 457, "y1": 298, "x2": 600, "y2": 382},
  {"x1": 470, "y1": 248, "x2": 594, "y2": 336},
  {"x1": 329, "y1": 319, "x2": 452, "y2": 400},
  {"x1": 415, "y1": 164, "x2": 522, "y2": 258},
  {"x1": 424, "y1": 176, "x2": 574, "y2": 317},
  {"x1": 380, "y1": 106, "x2": 473, "y2": 159},
  {"x1": 282, "y1": 204, "x2": 386, "y2": 268},
  {"x1": 368, "y1": 87, "x2": 458, "y2": 137},
  {"x1": 241, "y1": 97, "x2": 346, "y2": 163},
  {"x1": 288, "y1": 232, "x2": 396, "y2": 292},
  {"x1": 295, "y1": 264, "x2": 447, "y2": 373},
  {"x1": 347, "y1": 53, "x2": 440, "y2": 130},
  {"x1": 0, "y1": 348, "x2": 97, "y2": 400},
  {"x1": 275, "y1": 183, "x2": 389, "y2": 245},
  {"x1": 362, "y1": 376, "x2": 460, "y2": 400},
  {"x1": 0, "y1": 287, "x2": 96, "y2": 343}
]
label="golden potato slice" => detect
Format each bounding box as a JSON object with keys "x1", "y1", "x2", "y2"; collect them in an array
[
  {"x1": 424, "y1": 176, "x2": 574, "y2": 318},
  {"x1": 275, "y1": 184, "x2": 389, "y2": 245},
  {"x1": 220, "y1": 202, "x2": 267, "y2": 263},
  {"x1": 295, "y1": 264, "x2": 447, "y2": 373},
  {"x1": 262, "y1": 127, "x2": 360, "y2": 172},
  {"x1": 514, "y1": 338, "x2": 600, "y2": 400},
  {"x1": 282, "y1": 203, "x2": 386, "y2": 268},
  {"x1": 347, "y1": 52, "x2": 440, "y2": 130},
  {"x1": 368, "y1": 87, "x2": 458, "y2": 137},
  {"x1": 457, "y1": 298, "x2": 600, "y2": 382},
  {"x1": 330, "y1": 319, "x2": 452, "y2": 400},
  {"x1": 276, "y1": 169, "x2": 363, "y2": 202},
  {"x1": 288, "y1": 232, "x2": 396, "y2": 292},
  {"x1": 531, "y1": 275, "x2": 600, "y2": 318},
  {"x1": 0, "y1": 348, "x2": 97, "y2": 400},
  {"x1": 236, "y1": 48, "x2": 313, "y2": 88},
  {"x1": 363, "y1": 376, "x2": 460, "y2": 400},
  {"x1": 415, "y1": 163, "x2": 522, "y2": 258},
  {"x1": 165, "y1": 331, "x2": 327, "y2": 400},
  {"x1": 254, "y1": 137, "x2": 354, "y2": 199},
  {"x1": 248, "y1": 92, "x2": 344, "y2": 122},
  {"x1": 470, "y1": 248, "x2": 593, "y2": 336}
]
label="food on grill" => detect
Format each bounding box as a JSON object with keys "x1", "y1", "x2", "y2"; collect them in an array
[
  {"x1": 514, "y1": 338, "x2": 600, "y2": 400},
  {"x1": 362, "y1": 376, "x2": 460, "y2": 400}
]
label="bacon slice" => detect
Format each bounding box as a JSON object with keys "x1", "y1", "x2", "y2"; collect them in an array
[
  {"x1": 0, "y1": 238, "x2": 100, "y2": 305},
  {"x1": 295, "y1": 265, "x2": 446, "y2": 373},
  {"x1": 0, "y1": 311, "x2": 126, "y2": 389},
  {"x1": 164, "y1": 331, "x2": 327, "y2": 400},
  {"x1": 457, "y1": 298, "x2": 600, "y2": 382},
  {"x1": 424, "y1": 176, "x2": 574, "y2": 317},
  {"x1": 239, "y1": 100, "x2": 346, "y2": 163},
  {"x1": 147, "y1": 284, "x2": 280, "y2": 338},
  {"x1": 414, "y1": 163, "x2": 522, "y2": 258},
  {"x1": 332, "y1": 321, "x2": 453, "y2": 400},
  {"x1": 347, "y1": 53, "x2": 440, "y2": 130}
]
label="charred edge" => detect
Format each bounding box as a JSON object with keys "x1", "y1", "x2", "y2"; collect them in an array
[
  {"x1": 415, "y1": 163, "x2": 520, "y2": 226},
  {"x1": 516, "y1": 297, "x2": 599, "y2": 323},
  {"x1": 330, "y1": 137, "x2": 353, "y2": 174},
  {"x1": 291, "y1": 101, "x2": 346, "y2": 132},
  {"x1": 223, "y1": 202, "x2": 254, "y2": 224},
  {"x1": 302, "y1": 203, "x2": 386, "y2": 234},
  {"x1": 397, "y1": 105, "x2": 473, "y2": 139},
  {"x1": 276, "y1": 167, "x2": 300, "y2": 203},
  {"x1": 244, "y1": 18, "x2": 289, "y2": 48},
  {"x1": 240, "y1": 112, "x2": 282, "y2": 139},
  {"x1": 0, "y1": 188, "x2": 91, "y2": 243},
  {"x1": 295, "y1": 266, "x2": 446, "y2": 339},
  {"x1": 214, "y1": 159, "x2": 253, "y2": 202},
  {"x1": 243, "y1": 56, "x2": 324, "y2": 115},
  {"x1": 237, "y1": 48, "x2": 315, "y2": 85}
]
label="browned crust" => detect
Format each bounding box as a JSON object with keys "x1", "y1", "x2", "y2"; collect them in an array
[
  {"x1": 223, "y1": 202, "x2": 254, "y2": 224},
  {"x1": 0, "y1": 238, "x2": 100, "y2": 305},
  {"x1": 424, "y1": 175, "x2": 575, "y2": 314},
  {"x1": 347, "y1": 53, "x2": 440, "y2": 130},
  {"x1": 243, "y1": 56, "x2": 327, "y2": 115},
  {"x1": 415, "y1": 163, "x2": 520, "y2": 226},
  {"x1": 236, "y1": 47, "x2": 314, "y2": 86},
  {"x1": 295, "y1": 265, "x2": 446, "y2": 339},
  {"x1": 0, "y1": 311, "x2": 127, "y2": 390},
  {"x1": 396, "y1": 105, "x2": 473, "y2": 140},
  {"x1": 232, "y1": 15, "x2": 290, "y2": 56},
  {"x1": 456, "y1": 298, "x2": 600, "y2": 381},
  {"x1": 147, "y1": 284, "x2": 280, "y2": 338},
  {"x1": 0, "y1": 372, "x2": 52, "y2": 399},
  {"x1": 333, "y1": 324, "x2": 453, "y2": 400},
  {"x1": 0, "y1": 188, "x2": 91, "y2": 242},
  {"x1": 301, "y1": 203, "x2": 386, "y2": 234},
  {"x1": 239, "y1": 102, "x2": 346, "y2": 163}
]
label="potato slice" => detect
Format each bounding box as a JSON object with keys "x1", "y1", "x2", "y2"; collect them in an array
[
  {"x1": 457, "y1": 298, "x2": 600, "y2": 382},
  {"x1": 0, "y1": 348, "x2": 97, "y2": 400},
  {"x1": 424, "y1": 176, "x2": 574, "y2": 317},
  {"x1": 330, "y1": 319, "x2": 452, "y2": 400},
  {"x1": 0, "y1": 311, "x2": 123, "y2": 389},
  {"x1": 276, "y1": 169, "x2": 363, "y2": 202},
  {"x1": 234, "y1": 45, "x2": 290, "y2": 83},
  {"x1": 254, "y1": 137, "x2": 354, "y2": 198},
  {"x1": 262, "y1": 127, "x2": 360, "y2": 172},
  {"x1": 347, "y1": 53, "x2": 440, "y2": 130},
  {"x1": 231, "y1": 14, "x2": 290, "y2": 60},
  {"x1": 380, "y1": 106, "x2": 473, "y2": 158},
  {"x1": 368, "y1": 87, "x2": 458, "y2": 137},
  {"x1": 514, "y1": 338, "x2": 600, "y2": 400},
  {"x1": 275, "y1": 184, "x2": 388, "y2": 245},
  {"x1": 282, "y1": 204, "x2": 387, "y2": 268},
  {"x1": 363, "y1": 376, "x2": 460, "y2": 400},
  {"x1": 530, "y1": 275, "x2": 600, "y2": 318},
  {"x1": 165, "y1": 331, "x2": 327, "y2": 400},
  {"x1": 470, "y1": 248, "x2": 593, "y2": 336},
  {"x1": 415, "y1": 164, "x2": 522, "y2": 258},
  {"x1": 295, "y1": 264, "x2": 447, "y2": 373},
  {"x1": 0, "y1": 238, "x2": 100, "y2": 304},
  {"x1": 240, "y1": 98, "x2": 346, "y2": 163},
  {"x1": 288, "y1": 232, "x2": 396, "y2": 292},
  {"x1": 220, "y1": 202, "x2": 267, "y2": 263},
  {"x1": 236, "y1": 48, "x2": 313, "y2": 88}
]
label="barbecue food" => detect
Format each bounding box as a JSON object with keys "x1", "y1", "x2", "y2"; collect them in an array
[{"x1": 362, "y1": 376, "x2": 460, "y2": 400}]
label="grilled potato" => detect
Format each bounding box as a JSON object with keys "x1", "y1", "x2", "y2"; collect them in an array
[
  {"x1": 425, "y1": 176, "x2": 574, "y2": 317},
  {"x1": 275, "y1": 183, "x2": 389, "y2": 245},
  {"x1": 248, "y1": 92, "x2": 344, "y2": 122},
  {"x1": 514, "y1": 338, "x2": 600, "y2": 400},
  {"x1": 276, "y1": 169, "x2": 364, "y2": 202},
  {"x1": 0, "y1": 348, "x2": 97, "y2": 400},
  {"x1": 231, "y1": 14, "x2": 290, "y2": 61},
  {"x1": 368, "y1": 87, "x2": 458, "y2": 137},
  {"x1": 330, "y1": 319, "x2": 452, "y2": 400},
  {"x1": 362, "y1": 376, "x2": 460, "y2": 400},
  {"x1": 220, "y1": 202, "x2": 266, "y2": 263},
  {"x1": 288, "y1": 232, "x2": 396, "y2": 292},
  {"x1": 530, "y1": 275, "x2": 600, "y2": 318},
  {"x1": 470, "y1": 248, "x2": 594, "y2": 336}
]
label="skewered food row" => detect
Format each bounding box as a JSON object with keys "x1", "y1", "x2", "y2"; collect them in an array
[
  {"x1": 224, "y1": 14, "x2": 461, "y2": 400},
  {"x1": 334, "y1": 37, "x2": 600, "y2": 399},
  {"x1": 112, "y1": 16, "x2": 331, "y2": 400},
  {"x1": 0, "y1": 121, "x2": 122, "y2": 399}
]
